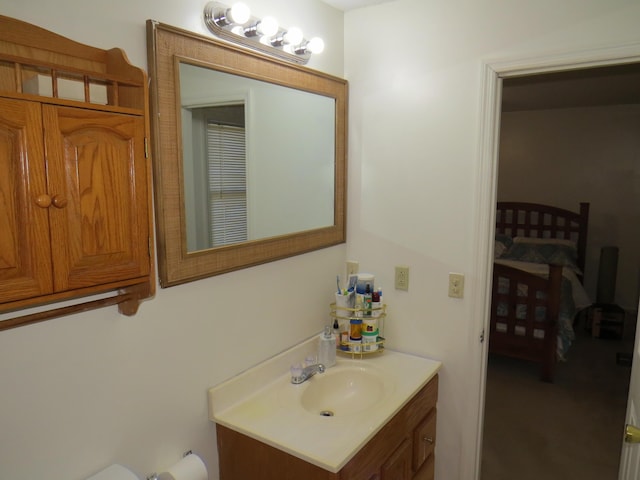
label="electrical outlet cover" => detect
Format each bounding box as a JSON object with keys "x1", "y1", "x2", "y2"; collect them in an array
[
  {"x1": 395, "y1": 266, "x2": 409, "y2": 291},
  {"x1": 346, "y1": 261, "x2": 359, "y2": 277}
]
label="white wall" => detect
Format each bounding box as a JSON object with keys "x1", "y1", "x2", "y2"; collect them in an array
[
  {"x1": 499, "y1": 105, "x2": 640, "y2": 311},
  {"x1": 0, "y1": 1, "x2": 344, "y2": 480},
  {"x1": 344, "y1": 1, "x2": 640, "y2": 479}
]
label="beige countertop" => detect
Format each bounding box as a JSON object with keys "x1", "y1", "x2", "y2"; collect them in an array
[{"x1": 208, "y1": 336, "x2": 441, "y2": 473}]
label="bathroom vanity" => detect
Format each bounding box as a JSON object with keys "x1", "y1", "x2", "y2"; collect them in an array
[{"x1": 208, "y1": 338, "x2": 441, "y2": 480}]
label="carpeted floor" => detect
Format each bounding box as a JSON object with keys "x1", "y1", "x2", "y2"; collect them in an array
[{"x1": 481, "y1": 316, "x2": 634, "y2": 480}]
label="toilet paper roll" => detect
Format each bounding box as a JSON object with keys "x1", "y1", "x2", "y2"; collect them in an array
[
  {"x1": 157, "y1": 454, "x2": 207, "y2": 480},
  {"x1": 86, "y1": 464, "x2": 139, "y2": 480}
]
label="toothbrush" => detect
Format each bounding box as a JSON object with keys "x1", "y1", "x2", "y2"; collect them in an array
[
  {"x1": 337, "y1": 275, "x2": 341, "y2": 294},
  {"x1": 347, "y1": 274, "x2": 358, "y2": 293}
]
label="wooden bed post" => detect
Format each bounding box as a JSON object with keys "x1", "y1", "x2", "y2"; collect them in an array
[
  {"x1": 577, "y1": 203, "x2": 590, "y2": 277},
  {"x1": 541, "y1": 264, "x2": 563, "y2": 382}
]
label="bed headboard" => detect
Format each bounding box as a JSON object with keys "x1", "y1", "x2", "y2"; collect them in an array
[{"x1": 496, "y1": 202, "x2": 590, "y2": 275}]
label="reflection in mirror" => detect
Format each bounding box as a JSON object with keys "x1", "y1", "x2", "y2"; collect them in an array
[
  {"x1": 146, "y1": 20, "x2": 347, "y2": 286},
  {"x1": 180, "y1": 63, "x2": 336, "y2": 252}
]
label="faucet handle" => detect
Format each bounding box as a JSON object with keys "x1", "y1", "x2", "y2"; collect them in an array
[{"x1": 290, "y1": 363, "x2": 304, "y2": 383}]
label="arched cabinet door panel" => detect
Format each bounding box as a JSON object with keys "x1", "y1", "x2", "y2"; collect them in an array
[
  {"x1": 0, "y1": 97, "x2": 52, "y2": 303},
  {"x1": 44, "y1": 106, "x2": 150, "y2": 291}
]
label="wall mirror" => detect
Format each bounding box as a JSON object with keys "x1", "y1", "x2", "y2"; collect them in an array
[{"x1": 146, "y1": 20, "x2": 347, "y2": 287}]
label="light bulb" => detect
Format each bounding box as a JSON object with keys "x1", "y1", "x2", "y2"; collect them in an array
[
  {"x1": 307, "y1": 37, "x2": 325, "y2": 54},
  {"x1": 231, "y1": 25, "x2": 245, "y2": 36},
  {"x1": 257, "y1": 16, "x2": 279, "y2": 37},
  {"x1": 284, "y1": 27, "x2": 303, "y2": 46},
  {"x1": 229, "y1": 2, "x2": 251, "y2": 24}
]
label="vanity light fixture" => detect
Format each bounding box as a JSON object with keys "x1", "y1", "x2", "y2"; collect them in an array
[{"x1": 203, "y1": 1, "x2": 324, "y2": 65}]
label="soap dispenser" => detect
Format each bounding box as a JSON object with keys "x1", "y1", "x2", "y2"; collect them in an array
[{"x1": 318, "y1": 325, "x2": 336, "y2": 368}]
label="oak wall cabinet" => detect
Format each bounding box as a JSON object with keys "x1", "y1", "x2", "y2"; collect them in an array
[
  {"x1": 216, "y1": 375, "x2": 438, "y2": 480},
  {"x1": 0, "y1": 15, "x2": 154, "y2": 329}
]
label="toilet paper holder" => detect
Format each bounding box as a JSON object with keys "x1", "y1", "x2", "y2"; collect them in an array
[{"x1": 146, "y1": 450, "x2": 193, "y2": 480}]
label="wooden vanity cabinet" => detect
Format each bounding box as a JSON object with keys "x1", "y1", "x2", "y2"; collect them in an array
[
  {"x1": 216, "y1": 375, "x2": 438, "y2": 480},
  {"x1": 0, "y1": 15, "x2": 154, "y2": 328}
]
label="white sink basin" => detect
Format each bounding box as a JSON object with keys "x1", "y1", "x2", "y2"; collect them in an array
[{"x1": 300, "y1": 365, "x2": 390, "y2": 416}]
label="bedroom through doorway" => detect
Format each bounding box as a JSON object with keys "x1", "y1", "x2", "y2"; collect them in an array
[{"x1": 480, "y1": 61, "x2": 640, "y2": 479}]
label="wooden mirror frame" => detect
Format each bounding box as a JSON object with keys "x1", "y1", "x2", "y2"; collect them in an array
[{"x1": 146, "y1": 20, "x2": 347, "y2": 287}]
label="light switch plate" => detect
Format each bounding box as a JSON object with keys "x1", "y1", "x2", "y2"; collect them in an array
[{"x1": 448, "y1": 273, "x2": 464, "y2": 298}]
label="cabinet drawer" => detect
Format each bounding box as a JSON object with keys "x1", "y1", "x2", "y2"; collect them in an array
[{"x1": 413, "y1": 408, "x2": 436, "y2": 472}]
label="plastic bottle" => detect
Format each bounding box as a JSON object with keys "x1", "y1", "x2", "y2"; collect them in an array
[
  {"x1": 354, "y1": 293, "x2": 364, "y2": 318},
  {"x1": 371, "y1": 288, "x2": 380, "y2": 319},
  {"x1": 332, "y1": 318, "x2": 341, "y2": 347},
  {"x1": 340, "y1": 328, "x2": 350, "y2": 350},
  {"x1": 349, "y1": 318, "x2": 363, "y2": 340},
  {"x1": 349, "y1": 318, "x2": 363, "y2": 352},
  {"x1": 362, "y1": 329, "x2": 379, "y2": 352},
  {"x1": 318, "y1": 325, "x2": 336, "y2": 368},
  {"x1": 363, "y1": 283, "x2": 372, "y2": 317}
]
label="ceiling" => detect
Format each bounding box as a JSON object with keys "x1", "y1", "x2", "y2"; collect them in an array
[
  {"x1": 320, "y1": 0, "x2": 396, "y2": 11},
  {"x1": 502, "y1": 63, "x2": 640, "y2": 112}
]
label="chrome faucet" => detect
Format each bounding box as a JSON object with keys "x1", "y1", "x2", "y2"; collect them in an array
[{"x1": 291, "y1": 363, "x2": 325, "y2": 384}]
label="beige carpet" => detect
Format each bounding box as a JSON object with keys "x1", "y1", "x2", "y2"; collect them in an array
[{"x1": 481, "y1": 316, "x2": 634, "y2": 480}]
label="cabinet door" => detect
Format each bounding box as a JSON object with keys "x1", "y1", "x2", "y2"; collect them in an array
[
  {"x1": 381, "y1": 438, "x2": 412, "y2": 480},
  {"x1": 0, "y1": 98, "x2": 53, "y2": 302},
  {"x1": 413, "y1": 409, "x2": 436, "y2": 473},
  {"x1": 43, "y1": 106, "x2": 150, "y2": 290}
]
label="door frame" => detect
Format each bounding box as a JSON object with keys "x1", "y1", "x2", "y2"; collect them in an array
[{"x1": 467, "y1": 43, "x2": 640, "y2": 480}]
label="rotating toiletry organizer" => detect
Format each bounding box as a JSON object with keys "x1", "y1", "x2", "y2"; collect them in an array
[{"x1": 330, "y1": 302, "x2": 386, "y2": 358}]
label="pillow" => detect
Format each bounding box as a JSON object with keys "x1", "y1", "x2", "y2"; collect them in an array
[
  {"x1": 512, "y1": 236, "x2": 577, "y2": 248},
  {"x1": 501, "y1": 236, "x2": 580, "y2": 272},
  {"x1": 494, "y1": 233, "x2": 513, "y2": 258}
]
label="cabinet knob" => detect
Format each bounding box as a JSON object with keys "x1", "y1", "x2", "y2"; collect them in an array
[
  {"x1": 35, "y1": 194, "x2": 52, "y2": 208},
  {"x1": 51, "y1": 195, "x2": 68, "y2": 209},
  {"x1": 423, "y1": 436, "x2": 434, "y2": 444}
]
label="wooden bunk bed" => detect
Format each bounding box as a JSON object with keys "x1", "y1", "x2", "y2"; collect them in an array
[{"x1": 489, "y1": 202, "x2": 590, "y2": 382}]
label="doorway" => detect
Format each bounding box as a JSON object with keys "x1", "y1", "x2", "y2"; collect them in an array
[{"x1": 471, "y1": 48, "x2": 640, "y2": 480}]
